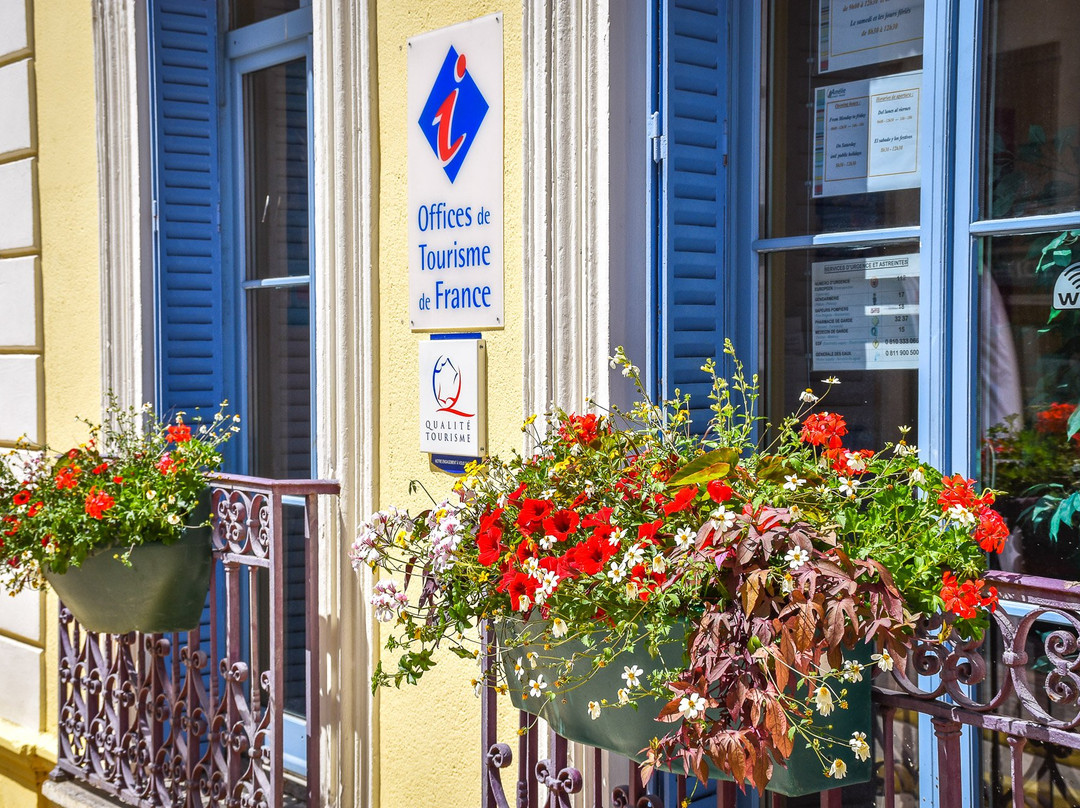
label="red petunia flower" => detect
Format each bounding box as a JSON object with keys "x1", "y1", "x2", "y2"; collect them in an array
[
  {"x1": 662, "y1": 486, "x2": 698, "y2": 515},
  {"x1": 559, "y1": 413, "x2": 603, "y2": 445},
  {"x1": 637, "y1": 518, "x2": 664, "y2": 545},
  {"x1": 707, "y1": 480, "x2": 733, "y2": 503},
  {"x1": 55, "y1": 466, "x2": 81, "y2": 490},
  {"x1": 516, "y1": 498, "x2": 553, "y2": 536},
  {"x1": 476, "y1": 508, "x2": 505, "y2": 566},
  {"x1": 84, "y1": 487, "x2": 116, "y2": 520},
  {"x1": 799, "y1": 412, "x2": 848, "y2": 448},
  {"x1": 91, "y1": 462, "x2": 109, "y2": 475},
  {"x1": 156, "y1": 454, "x2": 176, "y2": 475},
  {"x1": 507, "y1": 482, "x2": 529, "y2": 506},
  {"x1": 167, "y1": 422, "x2": 192, "y2": 443},
  {"x1": 12, "y1": 490, "x2": 30, "y2": 505},
  {"x1": 27, "y1": 501, "x2": 43, "y2": 517},
  {"x1": 542, "y1": 509, "x2": 580, "y2": 543},
  {"x1": 974, "y1": 506, "x2": 1008, "y2": 554}
]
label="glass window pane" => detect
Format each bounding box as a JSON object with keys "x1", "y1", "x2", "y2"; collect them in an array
[
  {"x1": 764, "y1": 246, "x2": 920, "y2": 449},
  {"x1": 247, "y1": 285, "x2": 312, "y2": 480},
  {"x1": 979, "y1": 232, "x2": 1080, "y2": 579},
  {"x1": 230, "y1": 0, "x2": 300, "y2": 30},
  {"x1": 765, "y1": 1, "x2": 922, "y2": 239},
  {"x1": 244, "y1": 58, "x2": 309, "y2": 281},
  {"x1": 981, "y1": 0, "x2": 1080, "y2": 219}
]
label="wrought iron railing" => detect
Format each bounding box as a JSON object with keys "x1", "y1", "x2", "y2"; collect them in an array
[
  {"x1": 51, "y1": 474, "x2": 339, "y2": 807},
  {"x1": 482, "y1": 570, "x2": 1080, "y2": 808}
]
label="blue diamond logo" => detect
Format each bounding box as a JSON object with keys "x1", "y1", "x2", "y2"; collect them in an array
[{"x1": 419, "y1": 46, "x2": 489, "y2": 183}]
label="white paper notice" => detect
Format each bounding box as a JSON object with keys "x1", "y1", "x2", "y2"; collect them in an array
[
  {"x1": 813, "y1": 71, "x2": 920, "y2": 198},
  {"x1": 812, "y1": 254, "x2": 919, "y2": 371},
  {"x1": 819, "y1": 0, "x2": 923, "y2": 73}
]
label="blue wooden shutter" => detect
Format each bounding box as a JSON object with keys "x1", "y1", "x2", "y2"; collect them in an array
[
  {"x1": 149, "y1": 0, "x2": 224, "y2": 417},
  {"x1": 657, "y1": 0, "x2": 729, "y2": 431}
]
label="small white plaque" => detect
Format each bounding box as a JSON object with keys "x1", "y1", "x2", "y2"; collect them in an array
[
  {"x1": 811, "y1": 254, "x2": 920, "y2": 371},
  {"x1": 419, "y1": 339, "x2": 487, "y2": 457},
  {"x1": 812, "y1": 71, "x2": 921, "y2": 198},
  {"x1": 818, "y1": 0, "x2": 923, "y2": 73}
]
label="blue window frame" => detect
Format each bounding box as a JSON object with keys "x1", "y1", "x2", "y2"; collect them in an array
[{"x1": 149, "y1": 0, "x2": 316, "y2": 779}]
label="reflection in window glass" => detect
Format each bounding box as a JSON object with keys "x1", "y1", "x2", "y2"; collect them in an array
[
  {"x1": 230, "y1": 0, "x2": 300, "y2": 30},
  {"x1": 765, "y1": 247, "x2": 919, "y2": 451},
  {"x1": 981, "y1": 0, "x2": 1080, "y2": 219},
  {"x1": 979, "y1": 233, "x2": 1080, "y2": 580},
  {"x1": 766, "y1": 1, "x2": 922, "y2": 239}
]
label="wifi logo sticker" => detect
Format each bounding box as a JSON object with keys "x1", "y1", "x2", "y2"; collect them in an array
[{"x1": 1053, "y1": 262, "x2": 1080, "y2": 310}]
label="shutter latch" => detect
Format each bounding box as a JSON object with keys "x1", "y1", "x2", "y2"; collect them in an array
[{"x1": 648, "y1": 111, "x2": 667, "y2": 164}]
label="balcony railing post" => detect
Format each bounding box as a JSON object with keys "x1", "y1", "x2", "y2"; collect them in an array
[{"x1": 932, "y1": 716, "x2": 964, "y2": 808}]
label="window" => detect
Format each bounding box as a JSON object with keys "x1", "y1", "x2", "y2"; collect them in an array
[{"x1": 651, "y1": 0, "x2": 1080, "y2": 804}]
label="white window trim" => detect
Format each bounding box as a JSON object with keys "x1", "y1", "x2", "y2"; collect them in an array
[
  {"x1": 311, "y1": 2, "x2": 378, "y2": 806},
  {"x1": 92, "y1": 0, "x2": 152, "y2": 409},
  {"x1": 523, "y1": 0, "x2": 612, "y2": 414}
]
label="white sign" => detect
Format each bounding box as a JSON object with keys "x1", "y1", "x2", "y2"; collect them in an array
[
  {"x1": 813, "y1": 71, "x2": 920, "y2": 198},
  {"x1": 419, "y1": 339, "x2": 487, "y2": 457},
  {"x1": 408, "y1": 15, "x2": 503, "y2": 331},
  {"x1": 819, "y1": 0, "x2": 923, "y2": 73},
  {"x1": 1053, "y1": 263, "x2": 1080, "y2": 310},
  {"x1": 811, "y1": 254, "x2": 919, "y2": 371}
]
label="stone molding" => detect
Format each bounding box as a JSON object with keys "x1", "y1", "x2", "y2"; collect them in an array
[{"x1": 523, "y1": 0, "x2": 611, "y2": 417}]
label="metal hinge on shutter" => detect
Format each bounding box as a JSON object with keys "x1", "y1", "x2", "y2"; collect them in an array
[{"x1": 648, "y1": 111, "x2": 667, "y2": 164}]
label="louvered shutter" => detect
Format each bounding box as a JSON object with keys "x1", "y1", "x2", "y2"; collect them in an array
[
  {"x1": 658, "y1": 0, "x2": 729, "y2": 431},
  {"x1": 150, "y1": 0, "x2": 224, "y2": 417}
]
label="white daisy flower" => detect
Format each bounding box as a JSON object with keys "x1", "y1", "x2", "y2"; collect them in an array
[
  {"x1": 812, "y1": 686, "x2": 834, "y2": 716},
  {"x1": 799, "y1": 389, "x2": 819, "y2": 404},
  {"x1": 783, "y1": 474, "x2": 806, "y2": 491},
  {"x1": 872, "y1": 649, "x2": 894, "y2": 671},
  {"x1": 625, "y1": 543, "x2": 646, "y2": 567},
  {"x1": 606, "y1": 562, "x2": 625, "y2": 583},
  {"x1": 539, "y1": 534, "x2": 558, "y2": 550},
  {"x1": 947, "y1": 504, "x2": 977, "y2": 526},
  {"x1": 651, "y1": 555, "x2": 668, "y2": 574},
  {"x1": 850, "y1": 731, "x2": 870, "y2": 762},
  {"x1": 784, "y1": 546, "x2": 809, "y2": 570},
  {"x1": 822, "y1": 376, "x2": 841, "y2": 385},
  {"x1": 674, "y1": 527, "x2": 695, "y2": 549},
  {"x1": 780, "y1": 573, "x2": 795, "y2": 595},
  {"x1": 910, "y1": 467, "x2": 926, "y2": 484},
  {"x1": 514, "y1": 657, "x2": 525, "y2": 680},
  {"x1": 617, "y1": 688, "x2": 630, "y2": 705},
  {"x1": 841, "y1": 660, "x2": 864, "y2": 682},
  {"x1": 828, "y1": 758, "x2": 847, "y2": 779},
  {"x1": 588, "y1": 700, "x2": 602, "y2": 720},
  {"x1": 550, "y1": 617, "x2": 568, "y2": 638},
  {"x1": 679, "y1": 692, "x2": 706, "y2": 719},
  {"x1": 844, "y1": 452, "x2": 868, "y2": 472},
  {"x1": 622, "y1": 665, "x2": 644, "y2": 689},
  {"x1": 529, "y1": 675, "x2": 548, "y2": 698},
  {"x1": 625, "y1": 580, "x2": 640, "y2": 600},
  {"x1": 838, "y1": 476, "x2": 859, "y2": 497},
  {"x1": 712, "y1": 505, "x2": 736, "y2": 530}
]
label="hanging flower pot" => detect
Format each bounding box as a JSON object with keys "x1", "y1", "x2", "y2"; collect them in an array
[
  {"x1": 44, "y1": 521, "x2": 212, "y2": 634},
  {"x1": 498, "y1": 620, "x2": 874, "y2": 798},
  {"x1": 0, "y1": 397, "x2": 237, "y2": 633}
]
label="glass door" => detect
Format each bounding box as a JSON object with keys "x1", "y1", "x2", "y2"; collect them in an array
[{"x1": 226, "y1": 6, "x2": 315, "y2": 777}]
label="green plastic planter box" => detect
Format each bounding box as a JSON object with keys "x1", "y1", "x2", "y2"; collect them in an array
[
  {"x1": 45, "y1": 522, "x2": 213, "y2": 634},
  {"x1": 499, "y1": 620, "x2": 872, "y2": 797}
]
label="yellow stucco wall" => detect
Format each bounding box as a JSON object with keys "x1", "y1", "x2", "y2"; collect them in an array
[
  {"x1": 375, "y1": 3, "x2": 523, "y2": 806},
  {"x1": 0, "y1": 1, "x2": 100, "y2": 805},
  {"x1": 35, "y1": 0, "x2": 101, "y2": 773}
]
